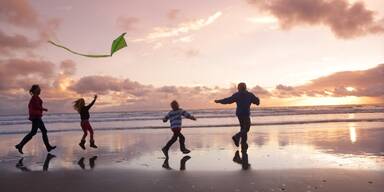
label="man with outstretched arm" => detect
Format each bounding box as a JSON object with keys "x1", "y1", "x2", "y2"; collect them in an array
[{"x1": 215, "y1": 82, "x2": 260, "y2": 150}]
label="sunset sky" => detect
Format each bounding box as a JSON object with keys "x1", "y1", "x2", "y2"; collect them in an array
[{"x1": 0, "y1": 0, "x2": 383, "y2": 114}]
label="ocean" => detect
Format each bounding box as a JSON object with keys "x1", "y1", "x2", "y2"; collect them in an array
[{"x1": 1, "y1": 104, "x2": 383, "y2": 135}]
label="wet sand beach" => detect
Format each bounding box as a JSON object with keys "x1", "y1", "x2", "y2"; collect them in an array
[{"x1": 0, "y1": 121, "x2": 383, "y2": 192}]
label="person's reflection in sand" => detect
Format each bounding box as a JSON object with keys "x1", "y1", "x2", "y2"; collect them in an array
[
  {"x1": 16, "y1": 158, "x2": 31, "y2": 172},
  {"x1": 162, "y1": 155, "x2": 191, "y2": 171},
  {"x1": 16, "y1": 153, "x2": 56, "y2": 172},
  {"x1": 43, "y1": 153, "x2": 56, "y2": 171},
  {"x1": 78, "y1": 156, "x2": 98, "y2": 170},
  {"x1": 233, "y1": 143, "x2": 250, "y2": 170}
]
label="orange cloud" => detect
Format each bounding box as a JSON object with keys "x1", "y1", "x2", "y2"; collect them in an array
[
  {"x1": 274, "y1": 64, "x2": 384, "y2": 97},
  {"x1": 0, "y1": 58, "x2": 382, "y2": 114}
]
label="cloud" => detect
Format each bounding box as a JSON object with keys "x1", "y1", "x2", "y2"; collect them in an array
[
  {"x1": 116, "y1": 16, "x2": 140, "y2": 31},
  {"x1": 0, "y1": 59, "x2": 55, "y2": 90},
  {"x1": 302, "y1": 64, "x2": 384, "y2": 97},
  {"x1": 167, "y1": 9, "x2": 181, "y2": 20},
  {"x1": 274, "y1": 64, "x2": 384, "y2": 97},
  {"x1": 0, "y1": 58, "x2": 79, "y2": 114},
  {"x1": 0, "y1": 0, "x2": 60, "y2": 34},
  {"x1": 250, "y1": 85, "x2": 271, "y2": 96},
  {"x1": 69, "y1": 76, "x2": 149, "y2": 96},
  {"x1": 68, "y1": 75, "x2": 271, "y2": 111},
  {"x1": 59, "y1": 60, "x2": 76, "y2": 76},
  {"x1": 184, "y1": 48, "x2": 200, "y2": 57},
  {"x1": 138, "y1": 11, "x2": 222, "y2": 41},
  {"x1": 248, "y1": 0, "x2": 384, "y2": 38},
  {"x1": 0, "y1": 30, "x2": 39, "y2": 54},
  {"x1": 0, "y1": 0, "x2": 61, "y2": 56},
  {"x1": 0, "y1": 0, "x2": 39, "y2": 28},
  {"x1": 0, "y1": 57, "x2": 382, "y2": 114}
]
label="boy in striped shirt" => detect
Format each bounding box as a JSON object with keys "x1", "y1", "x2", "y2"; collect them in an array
[{"x1": 162, "y1": 100, "x2": 196, "y2": 157}]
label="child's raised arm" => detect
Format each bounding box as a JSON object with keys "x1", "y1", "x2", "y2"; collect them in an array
[{"x1": 86, "y1": 95, "x2": 97, "y2": 109}]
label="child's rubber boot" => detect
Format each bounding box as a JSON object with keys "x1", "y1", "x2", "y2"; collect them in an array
[
  {"x1": 181, "y1": 148, "x2": 191, "y2": 154},
  {"x1": 15, "y1": 144, "x2": 24, "y2": 154},
  {"x1": 90, "y1": 140, "x2": 98, "y2": 148},
  {"x1": 232, "y1": 136, "x2": 240, "y2": 147},
  {"x1": 232, "y1": 150, "x2": 242, "y2": 164},
  {"x1": 162, "y1": 157, "x2": 171, "y2": 170},
  {"x1": 79, "y1": 140, "x2": 86, "y2": 150}
]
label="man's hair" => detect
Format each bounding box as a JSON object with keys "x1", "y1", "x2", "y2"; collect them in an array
[{"x1": 238, "y1": 82, "x2": 247, "y2": 91}]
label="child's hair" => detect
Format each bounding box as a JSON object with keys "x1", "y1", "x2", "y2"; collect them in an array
[
  {"x1": 29, "y1": 84, "x2": 40, "y2": 95},
  {"x1": 170, "y1": 100, "x2": 179, "y2": 110},
  {"x1": 73, "y1": 98, "x2": 85, "y2": 112}
]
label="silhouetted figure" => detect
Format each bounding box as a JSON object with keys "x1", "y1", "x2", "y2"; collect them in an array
[
  {"x1": 215, "y1": 82, "x2": 260, "y2": 148},
  {"x1": 74, "y1": 95, "x2": 98, "y2": 150},
  {"x1": 162, "y1": 100, "x2": 196, "y2": 158},
  {"x1": 233, "y1": 143, "x2": 250, "y2": 170},
  {"x1": 162, "y1": 155, "x2": 191, "y2": 171},
  {"x1": 78, "y1": 156, "x2": 98, "y2": 170},
  {"x1": 15, "y1": 84, "x2": 56, "y2": 154},
  {"x1": 16, "y1": 153, "x2": 56, "y2": 172}
]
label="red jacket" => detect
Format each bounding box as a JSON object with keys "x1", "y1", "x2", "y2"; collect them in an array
[{"x1": 28, "y1": 95, "x2": 43, "y2": 120}]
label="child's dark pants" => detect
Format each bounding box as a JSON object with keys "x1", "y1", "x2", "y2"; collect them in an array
[{"x1": 164, "y1": 128, "x2": 186, "y2": 151}]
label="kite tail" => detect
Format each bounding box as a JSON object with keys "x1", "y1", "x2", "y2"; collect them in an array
[{"x1": 48, "y1": 40, "x2": 111, "y2": 58}]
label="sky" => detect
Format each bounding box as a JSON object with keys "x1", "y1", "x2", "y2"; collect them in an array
[{"x1": 0, "y1": 0, "x2": 383, "y2": 114}]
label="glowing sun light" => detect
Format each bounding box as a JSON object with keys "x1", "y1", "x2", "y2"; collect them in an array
[{"x1": 346, "y1": 87, "x2": 355, "y2": 92}]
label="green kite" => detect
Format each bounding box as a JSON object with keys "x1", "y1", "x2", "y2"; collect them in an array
[{"x1": 48, "y1": 33, "x2": 127, "y2": 58}]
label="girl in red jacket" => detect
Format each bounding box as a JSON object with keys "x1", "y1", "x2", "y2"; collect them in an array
[{"x1": 15, "y1": 84, "x2": 56, "y2": 154}]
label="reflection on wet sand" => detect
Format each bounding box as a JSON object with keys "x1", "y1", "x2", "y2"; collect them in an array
[
  {"x1": 162, "y1": 156, "x2": 191, "y2": 171},
  {"x1": 16, "y1": 153, "x2": 56, "y2": 172},
  {"x1": 0, "y1": 121, "x2": 383, "y2": 172},
  {"x1": 232, "y1": 150, "x2": 250, "y2": 170},
  {"x1": 349, "y1": 123, "x2": 357, "y2": 143},
  {"x1": 78, "y1": 156, "x2": 98, "y2": 170}
]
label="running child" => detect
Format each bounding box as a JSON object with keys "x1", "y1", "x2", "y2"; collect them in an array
[
  {"x1": 162, "y1": 100, "x2": 196, "y2": 157},
  {"x1": 73, "y1": 95, "x2": 98, "y2": 150}
]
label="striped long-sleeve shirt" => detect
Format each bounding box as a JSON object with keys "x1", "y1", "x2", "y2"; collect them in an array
[{"x1": 163, "y1": 109, "x2": 193, "y2": 129}]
